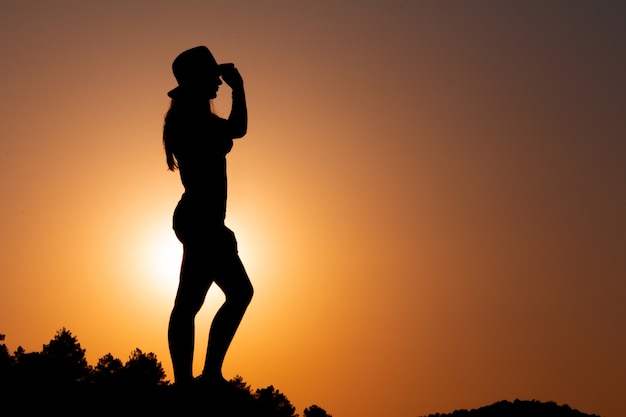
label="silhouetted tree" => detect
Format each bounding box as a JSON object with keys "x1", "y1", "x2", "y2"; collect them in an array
[
  {"x1": 92, "y1": 352, "x2": 124, "y2": 385},
  {"x1": 230, "y1": 374, "x2": 252, "y2": 393},
  {"x1": 0, "y1": 330, "x2": 344, "y2": 417},
  {"x1": 12, "y1": 349, "x2": 46, "y2": 385},
  {"x1": 41, "y1": 327, "x2": 90, "y2": 384},
  {"x1": 304, "y1": 404, "x2": 332, "y2": 417},
  {"x1": 255, "y1": 385, "x2": 297, "y2": 417},
  {"x1": 122, "y1": 348, "x2": 167, "y2": 386},
  {"x1": 0, "y1": 343, "x2": 13, "y2": 385},
  {"x1": 13, "y1": 345, "x2": 25, "y2": 357},
  {"x1": 0, "y1": 344, "x2": 11, "y2": 366}
]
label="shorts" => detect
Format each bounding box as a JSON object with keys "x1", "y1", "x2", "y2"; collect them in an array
[{"x1": 172, "y1": 195, "x2": 238, "y2": 254}]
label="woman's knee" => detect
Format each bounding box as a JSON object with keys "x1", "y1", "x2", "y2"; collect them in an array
[
  {"x1": 171, "y1": 297, "x2": 204, "y2": 319},
  {"x1": 226, "y1": 282, "x2": 253, "y2": 308},
  {"x1": 238, "y1": 282, "x2": 254, "y2": 306},
  {"x1": 243, "y1": 283, "x2": 254, "y2": 304}
]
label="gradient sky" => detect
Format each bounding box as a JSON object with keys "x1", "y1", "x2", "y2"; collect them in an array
[{"x1": 1, "y1": 1, "x2": 625, "y2": 416}]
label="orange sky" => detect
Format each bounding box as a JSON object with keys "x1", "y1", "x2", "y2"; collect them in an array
[{"x1": 1, "y1": 2, "x2": 625, "y2": 416}]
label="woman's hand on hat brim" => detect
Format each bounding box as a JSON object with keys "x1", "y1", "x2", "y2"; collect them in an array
[{"x1": 219, "y1": 63, "x2": 244, "y2": 91}]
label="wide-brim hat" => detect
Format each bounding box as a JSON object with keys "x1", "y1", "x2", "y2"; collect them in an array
[{"x1": 167, "y1": 46, "x2": 222, "y2": 98}]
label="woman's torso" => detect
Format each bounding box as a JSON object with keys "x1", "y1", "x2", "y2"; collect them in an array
[{"x1": 167, "y1": 106, "x2": 234, "y2": 225}]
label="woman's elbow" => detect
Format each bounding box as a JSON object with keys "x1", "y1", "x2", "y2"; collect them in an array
[{"x1": 233, "y1": 126, "x2": 247, "y2": 139}]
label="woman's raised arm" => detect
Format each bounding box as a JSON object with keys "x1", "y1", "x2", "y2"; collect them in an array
[{"x1": 220, "y1": 63, "x2": 247, "y2": 139}]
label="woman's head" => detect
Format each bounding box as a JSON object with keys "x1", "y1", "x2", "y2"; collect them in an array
[
  {"x1": 168, "y1": 46, "x2": 223, "y2": 100},
  {"x1": 164, "y1": 46, "x2": 223, "y2": 171}
]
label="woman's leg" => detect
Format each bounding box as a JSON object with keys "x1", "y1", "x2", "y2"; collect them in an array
[
  {"x1": 168, "y1": 247, "x2": 212, "y2": 385},
  {"x1": 202, "y1": 253, "x2": 253, "y2": 382}
]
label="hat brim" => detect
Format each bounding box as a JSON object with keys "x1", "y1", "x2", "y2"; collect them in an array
[
  {"x1": 167, "y1": 86, "x2": 181, "y2": 98},
  {"x1": 167, "y1": 63, "x2": 230, "y2": 99}
]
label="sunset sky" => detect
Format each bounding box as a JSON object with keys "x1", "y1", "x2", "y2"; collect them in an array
[{"x1": 1, "y1": 1, "x2": 625, "y2": 416}]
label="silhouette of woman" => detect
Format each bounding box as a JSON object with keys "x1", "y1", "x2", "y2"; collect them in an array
[{"x1": 163, "y1": 46, "x2": 253, "y2": 387}]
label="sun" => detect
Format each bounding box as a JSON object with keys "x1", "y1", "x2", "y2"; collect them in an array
[
  {"x1": 128, "y1": 208, "x2": 270, "y2": 306},
  {"x1": 141, "y1": 227, "x2": 183, "y2": 298}
]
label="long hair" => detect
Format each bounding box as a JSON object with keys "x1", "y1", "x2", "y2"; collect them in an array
[
  {"x1": 163, "y1": 98, "x2": 214, "y2": 171},
  {"x1": 163, "y1": 100, "x2": 178, "y2": 171}
]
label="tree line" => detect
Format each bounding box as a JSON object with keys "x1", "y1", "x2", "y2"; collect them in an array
[
  {"x1": 419, "y1": 399, "x2": 601, "y2": 417},
  {"x1": 0, "y1": 329, "x2": 331, "y2": 417}
]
